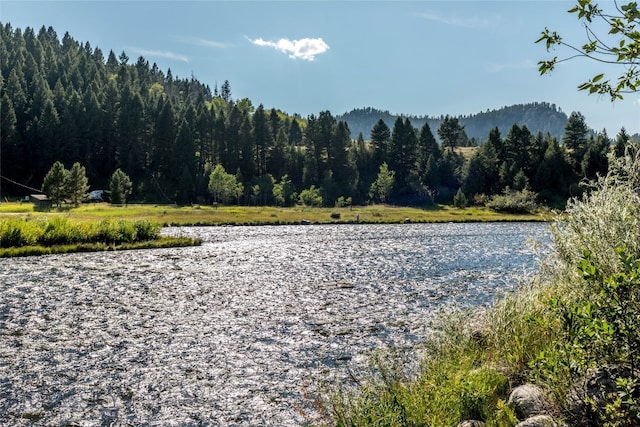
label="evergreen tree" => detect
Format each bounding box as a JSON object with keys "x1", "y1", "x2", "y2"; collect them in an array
[
  {"x1": 453, "y1": 187, "x2": 468, "y2": 208},
  {"x1": 253, "y1": 104, "x2": 271, "y2": 176},
  {"x1": 416, "y1": 121, "x2": 441, "y2": 187},
  {"x1": 151, "y1": 98, "x2": 176, "y2": 183},
  {"x1": 220, "y1": 79, "x2": 232, "y2": 102},
  {"x1": 328, "y1": 121, "x2": 353, "y2": 191},
  {"x1": 288, "y1": 118, "x2": 303, "y2": 146},
  {"x1": 581, "y1": 132, "x2": 609, "y2": 179},
  {"x1": 238, "y1": 115, "x2": 256, "y2": 184},
  {"x1": 614, "y1": 127, "x2": 630, "y2": 157},
  {"x1": 302, "y1": 115, "x2": 321, "y2": 186},
  {"x1": 370, "y1": 118, "x2": 391, "y2": 168},
  {"x1": 462, "y1": 140, "x2": 499, "y2": 197},
  {"x1": 351, "y1": 132, "x2": 372, "y2": 204},
  {"x1": 438, "y1": 115, "x2": 467, "y2": 150},
  {"x1": 562, "y1": 111, "x2": 590, "y2": 170},
  {"x1": 388, "y1": 117, "x2": 418, "y2": 193},
  {"x1": 171, "y1": 118, "x2": 196, "y2": 203},
  {"x1": 109, "y1": 168, "x2": 132, "y2": 204},
  {"x1": 42, "y1": 161, "x2": 68, "y2": 207},
  {"x1": 269, "y1": 127, "x2": 289, "y2": 180},
  {"x1": 225, "y1": 105, "x2": 243, "y2": 174},
  {"x1": 0, "y1": 93, "x2": 20, "y2": 184},
  {"x1": 65, "y1": 161, "x2": 89, "y2": 206},
  {"x1": 532, "y1": 138, "x2": 572, "y2": 204}
]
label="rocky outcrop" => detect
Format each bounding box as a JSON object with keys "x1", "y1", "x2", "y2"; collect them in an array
[{"x1": 508, "y1": 384, "x2": 548, "y2": 419}]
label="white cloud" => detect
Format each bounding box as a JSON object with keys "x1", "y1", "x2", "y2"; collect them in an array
[
  {"x1": 249, "y1": 36, "x2": 329, "y2": 61},
  {"x1": 416, "y1": 11, "x2": 502, "y2": 30},
  {"x1": 129, "y1": 47, "x2": 189, "y2": 63}
]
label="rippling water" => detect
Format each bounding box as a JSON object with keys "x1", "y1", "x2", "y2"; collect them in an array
[{"x1": 0, "y1": 222, "x2": 550, "y2": 426}]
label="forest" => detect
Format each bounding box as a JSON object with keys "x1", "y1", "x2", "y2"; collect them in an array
[{"x1": 0, "y1": 23, "x2": 633, "y2": 208}]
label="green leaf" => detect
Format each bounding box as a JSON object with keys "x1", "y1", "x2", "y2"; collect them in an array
[{"x1": 592, "y1": 73, "x2": 605, "y2": 82}]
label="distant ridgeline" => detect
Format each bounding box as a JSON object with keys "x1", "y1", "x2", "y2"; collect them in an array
[{"x1": 337, "y1": 103, "x2": 569, "y2": 142}]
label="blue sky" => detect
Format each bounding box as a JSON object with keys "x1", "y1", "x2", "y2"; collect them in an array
[{"x1": 2, "y1": 1, "x2": 639, "y2": 135}]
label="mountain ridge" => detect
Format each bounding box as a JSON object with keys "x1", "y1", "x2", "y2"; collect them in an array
[{"x1": 337, "y1": 102, "x2": 569, "y2": 142}]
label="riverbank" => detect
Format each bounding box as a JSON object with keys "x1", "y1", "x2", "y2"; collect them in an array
[
  {"x1": 323, "y1": 156, "x2": 640, "y2": 425},
  {"x1": 0, "y1": 216, "x2": 201, "y2": 258},
  {"x1": 0, "y1": 202, "x2": 550, "y2": 226}
]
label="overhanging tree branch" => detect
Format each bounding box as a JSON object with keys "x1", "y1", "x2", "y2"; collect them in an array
[{"x1": 537, "y1": 0, "x2": 640, "y2": 100}]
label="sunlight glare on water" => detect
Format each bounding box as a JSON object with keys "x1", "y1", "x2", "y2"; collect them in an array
[{"x1": 0, "y1": 222, "x2": 550, "y2": 426}]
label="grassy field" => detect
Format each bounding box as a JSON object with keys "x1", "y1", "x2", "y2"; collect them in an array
[{"x1": 0, "y1": 202, "x2": 550, "y2": 226}]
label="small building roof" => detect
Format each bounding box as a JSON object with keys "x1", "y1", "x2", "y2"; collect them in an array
[{"x1": 30, "y1": 194, "x2": 51, "y2": 201}]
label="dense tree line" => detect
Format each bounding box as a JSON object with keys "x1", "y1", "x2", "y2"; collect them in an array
[{"x1": 0, "y1": 23, "x2": 628, "y2": 208}]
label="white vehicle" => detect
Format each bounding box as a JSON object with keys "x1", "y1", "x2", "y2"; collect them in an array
[{"x1": 87, "y1": 190, "x2": 108, "y2": 202}]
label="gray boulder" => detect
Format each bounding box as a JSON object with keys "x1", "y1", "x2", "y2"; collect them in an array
[
  {"x1": 515, "y1": 415, "x2": 557, "y2": 427},
  {"x1": 457, "y1": 421, "x2": 485, "y2": 427},
  {"x1": 508, "y1": 384, "x2": 547, "y2": 419}
]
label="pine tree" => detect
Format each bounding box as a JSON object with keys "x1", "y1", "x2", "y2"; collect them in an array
[
  {"x1": 370, "y1": 119, "x2": 390, "y2": 168},
  {"x1": 417, "y1": 121, "x2": 441, "y2": 187},
  {"x1": 438, "y1": 116, "x2": 467, "y2": 150},
  {"x1": 614, "y1": 127, "x2": 630, "y2": 157},
  {"x1": 563, "y1": 111, "x2": 590, "y2": 171},
  {"x1": 109, "y1": 168, "x2": 132, "y2": 204},
  {"x1": 388, "y1": 117, "x2": 418, "y2": 192},
  {"x1": 253, "y1": 104, "x2": 271, "y2": 177},
  {"x1": 65, "y1": 162, "x2": 89, "y2": 206},
  {"x1": 42, "y1": 161, "x2": 68, "y2": 207}
]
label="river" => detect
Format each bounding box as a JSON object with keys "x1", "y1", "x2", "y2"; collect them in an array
[{"x1": 0, "y1": 222, "x2": 550, "y2": 426}]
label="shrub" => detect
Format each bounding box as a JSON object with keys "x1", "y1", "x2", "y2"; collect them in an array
[
  {"x1": 39, "y1": 217, "x2": 82, "y2": 246},
  {"x1": 298, "y1": 185, "x2": 323, "y2": 207},
  {"x1": 95, "y1": 219, "x2": 137, "y2": 243},
  {"x1": 486, "y1": 188, "x2": 538, "y2": 214},
  {"x1": 134, "y1": 220, "x2": 161, "y2": 241},
  {"x1": 453, "y1": 188, "x2": 468, "y2": 208},
  {"x1": 335, "y1": 196, "x2": 352, "y2": 208},
  {"x1": 0, "y1": 218, "x2": 41, "y2": 247}
]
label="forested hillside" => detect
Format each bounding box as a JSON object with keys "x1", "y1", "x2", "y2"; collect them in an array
[
  {"x1": 0, "y1": 23, "x2": 630, "y2": 208},
  {"x1": 337, "y1": 103, "x2": 569, "y2": 142}
]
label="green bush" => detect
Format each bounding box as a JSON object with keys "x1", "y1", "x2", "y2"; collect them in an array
[
  {"x1": 39, "y1": 217, "x2": 82, "y2": 246},
  {"x1": 134, "y1": 220, "x2": 161, "y2": 241},
  {"x1": 531, "y1": 250, "x2": 640, "y2": 425},
  {"x1": 95, "y1": 219, "x2": 136, "y2": 243},
  {"x1": 298, "y1": 185, "x2": 323, "y2": 207},
  {"x1": 0, "y1": 218, "x2": 41, "y2": 247},
  {"x1": 486, "y1": 188, "x2": 538, "y2": 214}
]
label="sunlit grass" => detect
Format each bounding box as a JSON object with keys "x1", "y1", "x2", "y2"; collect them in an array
[
  {"x1": 0, "y1": 215, "x2": 200, "y2": 257},
  {"x1": 0, "y1": 202, "x2": 549, "y2": 226},
  {"x1": 0, "y1": 202, "x2": 34, "y2": 213}
]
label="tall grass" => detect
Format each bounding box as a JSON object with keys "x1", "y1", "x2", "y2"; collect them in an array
[
  {"x1": 0, "y1": 217, "x2": 161, "y2": 248},
  {"x1": 323, "y1": 150, "x2": 640, "y2": 426}
]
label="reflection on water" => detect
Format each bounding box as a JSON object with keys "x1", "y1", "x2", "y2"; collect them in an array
[{"x1": 0, "y1": 223, "x2": 549, "y2": 426}]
